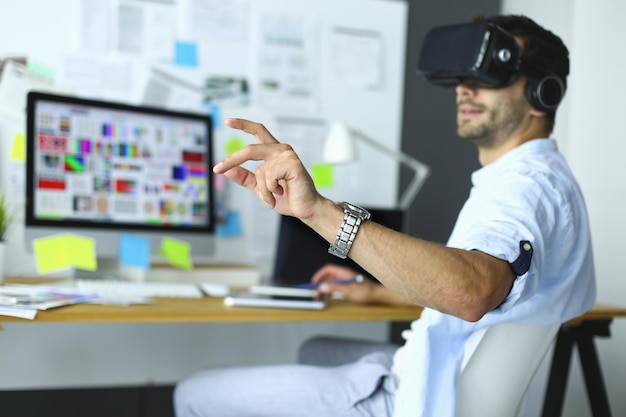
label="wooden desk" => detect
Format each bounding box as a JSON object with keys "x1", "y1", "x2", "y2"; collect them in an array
[
  {"x1": 0, "y1": 296, "x2": 424, "y2": 324},
  {"x1": 1, "y1": 284, "x2": 624, "y2": 417},
  {"x1": 564, "y1": 302, "x2": 626, "y2": 325},
  {"x1": 1, "y1": 295, "x2": 622, "y2": 327},
  {"x1": 543, "y1": 303, "x2": 626, "y2": 417},
  {"x1": 0, "y1": 277, "x2": 425, "y2": 324}
]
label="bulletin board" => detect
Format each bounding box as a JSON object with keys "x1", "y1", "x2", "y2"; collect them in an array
[{"x1": 0, "y1": 0, "x2": 408, "y2": 274}]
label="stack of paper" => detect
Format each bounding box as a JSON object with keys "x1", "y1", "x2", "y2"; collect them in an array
[{"x1": 0, "y1": 285, "x2": 92, "y2": 320}]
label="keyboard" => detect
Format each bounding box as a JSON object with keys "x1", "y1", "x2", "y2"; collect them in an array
[{"x1": 75, "y1": 279, "x2": 204, "y2": 299}]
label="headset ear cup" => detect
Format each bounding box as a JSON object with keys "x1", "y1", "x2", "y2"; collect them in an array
[{"x1": 526, "y1": 75, "x2": 565, "y2": 112}]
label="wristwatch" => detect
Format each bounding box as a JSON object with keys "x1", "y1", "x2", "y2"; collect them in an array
[{"x1": 328, "y1": 202, "x2": 371, "y2": 259}]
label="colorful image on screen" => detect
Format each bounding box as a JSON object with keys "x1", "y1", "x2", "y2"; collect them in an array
[{"x1": 31, "y1": 97, "x2": 211, "y2": 229}]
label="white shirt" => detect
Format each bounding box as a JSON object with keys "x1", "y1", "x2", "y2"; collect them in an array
[{"x1": 391, "y1": 138, "x2": 596, "y2": 417}]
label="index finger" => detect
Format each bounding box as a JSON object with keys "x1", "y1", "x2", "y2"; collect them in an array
[
  {"x1": 213, "y1": 143, "x2": 276, "y2": 174},
  {"x1": 225, "y1": 118, "x2": 279, "y2": 145}
]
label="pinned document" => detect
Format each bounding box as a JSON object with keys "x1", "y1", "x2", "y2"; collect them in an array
[
  {"x1": 33, "y1": 234, "x2": 97, "y2": 275},
  {"x1": 311, "y1": 163, "x2": 334, "y2": 188},
  {"x1": 174, "y1": 41, "x2": 198, "y2": 67},
  {"x1": 207, "y1": 103, "x2": 222, "y2": 128},
  {"x1": 10, "y1": 132, "x2": 26, "y2": 162},
  {"x1": 119, "y1": 234, "x2": 151, "y2": 269},
  {"x1": 159, "y1": 237, "x2": 193, "y2": 270},
  {"x1": 0, "y1": 61, "x2": 61, "y2": 121},
  {"x1": 216, "y1": 210, "x2": 242, "y2": 237},
  {"x1": 224, "y1": 136, "x2": 246, "y2": 156}
]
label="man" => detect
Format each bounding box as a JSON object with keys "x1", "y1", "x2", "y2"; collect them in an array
[{"x1": 175, "y1": 15, "x2": 595, "y2": 417}]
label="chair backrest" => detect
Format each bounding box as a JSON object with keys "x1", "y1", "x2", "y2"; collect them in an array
[
  {"x1": 456, "y1": 321, "x2": 559, "y2": 417},
  {"x1": 298, "y1": 321, "x2": 559, "y2": 417}
]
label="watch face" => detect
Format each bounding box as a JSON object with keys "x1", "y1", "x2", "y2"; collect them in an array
[{"x1": 339, "y1": 202, "x2": 371, "y2": 220}]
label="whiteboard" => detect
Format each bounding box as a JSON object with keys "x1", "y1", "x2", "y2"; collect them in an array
[{"x1": 0, "y1": 0, "x2": 408, "y2": 274}]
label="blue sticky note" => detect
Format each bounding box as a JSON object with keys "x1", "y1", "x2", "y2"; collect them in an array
[
  {"x1": 207, "y1": 103, "x2": 222, "y2": 128},
  {"x1": 175, "y1": 41, "x2": 198, "y2": 67},
  {"x1": 119, "y1": 234, "x2": 151, "y2": 268},
  {"x1": 216, "y1": 210, "x2": 242, "y2": 237}
]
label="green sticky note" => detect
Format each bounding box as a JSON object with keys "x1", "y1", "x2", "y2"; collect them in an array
[
  {"x1": 224, "y1": 137, "x2": 246, "y2": 156},
  {"x1": 159, "y1": 238, "x2": 193, "y2": 270},
  {"x1": 28, "y1": 61, "x2": 55, "y2": 80},
  {"x1": 10, "y1": 132, "x2": 25, "y2": 162},
  {"x1": 67, "y1": 235, "x2": 97, "y2": 271},
  {"x1": 33, "y1": 236, "x2": 71, "y2": 274},
  {"x1": 311, "y1": 163, "x2": 334, "y2": 188}
]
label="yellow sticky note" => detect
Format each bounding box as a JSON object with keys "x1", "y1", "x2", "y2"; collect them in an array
[
  {"x1": 311, "y1": 163, "x2": 334, "y2": 188},
  {"x1": 67, "y1": 235, "x2": 97, "y2": 271},
  {"x1": 10, "y1": 132, "x2": 26, "y2": 162},
  {"x1": 33, "y1": 234, "x2": 98, "y2": 274},
  {"x1": 33, "y1": 236, "x2": 72, "y2": 274},
  {"x1": 160, "y1": 238, "x2": 193, "y2": 270},
  {"x1": 224, "y1": 137, "x2": 246, "y2": 156}
]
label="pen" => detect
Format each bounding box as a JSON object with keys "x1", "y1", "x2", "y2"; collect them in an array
[{"x1": 296, "y1": 274, "x2": 364, "y2": 289}]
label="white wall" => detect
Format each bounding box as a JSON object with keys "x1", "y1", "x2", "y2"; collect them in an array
[
  {"x1": 0, "y1": 0, "x2": 401, "y2": 390},
  {"x1": 0, "y1": 0, "x2": 408, "y2": 277},
  {"x1": 503, "y1": 1, "x2": 626, "y2": 416}
]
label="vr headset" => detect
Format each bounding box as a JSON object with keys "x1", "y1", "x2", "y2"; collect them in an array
[{"x1": 418, "y1": 22, "x2": 566, "y2": 112}]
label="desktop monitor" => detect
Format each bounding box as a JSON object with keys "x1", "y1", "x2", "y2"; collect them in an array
[
  {"x1": 272, "y1": 208, "x2": 407, "y2": 286},
  {"x1": 25, "y1": 91, "x2": 215, "y2": 276}
]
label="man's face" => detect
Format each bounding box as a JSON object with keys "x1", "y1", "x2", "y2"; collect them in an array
[{"x1": 455, "y1": 76, "x2": 531, "y2": 148}]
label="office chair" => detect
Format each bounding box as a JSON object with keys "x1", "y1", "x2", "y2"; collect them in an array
[{"x1": 298, "y1": 321, "x2": 559, "y2": 417}]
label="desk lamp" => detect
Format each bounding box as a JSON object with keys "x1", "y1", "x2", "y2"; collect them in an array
[{"x1": 323, "y1": 122, "x2": 430, "y2": 210}]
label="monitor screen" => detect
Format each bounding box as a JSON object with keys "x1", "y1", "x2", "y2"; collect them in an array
[{"x1": 25, "y1": 91, "x2": 215, "y2": 272}]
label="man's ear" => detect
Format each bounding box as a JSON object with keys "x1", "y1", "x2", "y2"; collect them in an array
[{"x1": 530, "y1": 107, "x2": 547, "y2": 118}]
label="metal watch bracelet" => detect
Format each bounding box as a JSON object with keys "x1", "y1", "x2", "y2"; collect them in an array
[{"x1": 328, "y1": 202, "x2": 371, "y2": 259}]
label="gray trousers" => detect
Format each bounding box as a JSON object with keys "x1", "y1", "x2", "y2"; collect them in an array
[{"x1": 174, "y1": 337, "x2": 399, "y2": 417}]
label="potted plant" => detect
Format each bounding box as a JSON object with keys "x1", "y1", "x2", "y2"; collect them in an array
[
  {"x1": 0, "y1": 193, "x2": 14, "y2": 241},
  {"x1": 0, "y1": 193, "x2": 14, "y2": 283}
]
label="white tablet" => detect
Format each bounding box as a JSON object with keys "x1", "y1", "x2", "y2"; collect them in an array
[
  {"x1": 223, "y1": 292, "x2": 326, "y2": 310},
  {"x1": 248, "y1": 284, "x2": 316, "y2": 298}
]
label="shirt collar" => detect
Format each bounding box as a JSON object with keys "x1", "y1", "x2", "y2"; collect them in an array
[{"x1": 472, "y1": 138, "x2": 557, "y2": 183}]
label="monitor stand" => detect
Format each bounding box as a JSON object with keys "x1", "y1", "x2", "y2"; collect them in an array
[{"x1": 72, "y1": 258, "x2": 146, "y2": 282}]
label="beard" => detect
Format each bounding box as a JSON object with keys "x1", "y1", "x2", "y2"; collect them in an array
[{"x1": 457, "y1": 94, "x2": 527, "y2": 148}]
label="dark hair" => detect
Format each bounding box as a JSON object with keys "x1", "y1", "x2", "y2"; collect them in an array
[{"x1": 485, "y1": 15, "x2": 570, "y2": 131}]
